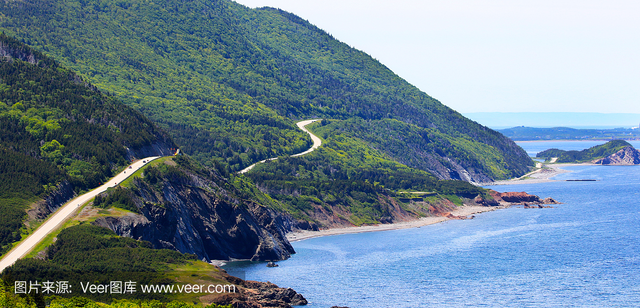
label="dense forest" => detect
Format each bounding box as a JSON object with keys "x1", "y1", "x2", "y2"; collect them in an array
[
  {"x1": 0, "y1": 17, "x2": 524, "y2": 305},
  {"x1": 536, "y1": 140, "x2": 632, "y2": 163},
  {"x1": 0, "y1": 0, "x2": 532, "y2": 179},
  {"x1": 0, "y1": 31, "x2": 493, "y2": 265},
  {"x1": 0, "y1": 0, "x2": 535, "y2": 262},
  {"x1": 317, "y1": 118, "x2": 530, "y2": 181},
  {"x1": 247, "y1": 120, "x2": 486, "y2": 225},
  {"x1": 0, "y1": 33, "x2": 173, "y2": 255}
]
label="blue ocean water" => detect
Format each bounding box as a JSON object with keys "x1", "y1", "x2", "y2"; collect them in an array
[{"x1": 224, "y1": 141, "x2": 640, "y2": 307}]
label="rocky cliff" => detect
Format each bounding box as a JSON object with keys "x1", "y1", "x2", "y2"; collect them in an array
[
  {"x1": 27, "y1": 180, "x2": 75, "y2": 222},
  {"x1": 592, "y1": 146, "x2": 640, "y2": 165},
  {"x1": 93, "y1": 157, "x2": 295, "y2": 262},
  {"x1": 0, "y1": 39, "x2": 38, "y2": 64},
  {"x1": 208, "y1": 270, "x2": 308, "y2": 308}
]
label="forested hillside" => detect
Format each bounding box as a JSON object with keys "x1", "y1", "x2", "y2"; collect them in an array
[
  {"x1": 2, "y1": 224, "x2": 303, "y2": 306},
  {"x1": 537, "y1": 140, "x2": 632, "y2": 163},
  {"x1": 0, "y1": 33, "x2": 174, "y2": 255},
  {"x1": 0, "y1": 30, "x2": 497, "y2": 266},
  {"x1": 0, "y1": 0, "x2": 532, "y2": 179},
  {"x1": 247, "y1": 120, "x2": 486, "y2": 226}
]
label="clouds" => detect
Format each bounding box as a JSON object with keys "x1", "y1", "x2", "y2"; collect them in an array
[{"x1": 233, "y1": 0, "x2": 640, "y2": 113}]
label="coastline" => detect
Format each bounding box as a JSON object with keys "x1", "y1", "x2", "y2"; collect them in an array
[
  {"x1": 221, "y1": 162, "x2": 575, "y2": 262},
  {"x1": 286, "y1": 205, "x2": 500, "y2": 243},
  {"x1": 484, "y1": 163, "x2": 589, "y2": 186},
  {"x1": 286, "y1": 163, "x2": 578, "y2": 243}
]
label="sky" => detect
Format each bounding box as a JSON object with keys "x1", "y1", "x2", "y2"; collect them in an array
[{"x1": 232, "y1": 0, "x2": 640, "y2": 114}]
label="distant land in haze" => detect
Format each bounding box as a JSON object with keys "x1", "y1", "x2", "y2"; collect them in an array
[
  {"x1": 464, "y1": 112, "x2": 640, "y2": 129},
  {"x1": 498, "y1": 127, "x2": 640, "y2": 141},
  {"x1": 536, "y1": 140, "x2": 640, "y2": 164}
]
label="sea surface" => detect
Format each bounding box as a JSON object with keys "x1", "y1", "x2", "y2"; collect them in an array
[{"x1": 224, "y1": 141, "x2": 640, "y2": 307}]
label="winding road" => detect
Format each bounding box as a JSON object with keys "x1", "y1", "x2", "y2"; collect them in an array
[
  {"x1": 0, "y1": 120, "x2": 322, "y2": 272},
  {"x1": 239, "y1": 119, "x2": 322, "y2": 174},
  {"x1": 0, "y1": 156, "x2": 161, "y2": 273}
]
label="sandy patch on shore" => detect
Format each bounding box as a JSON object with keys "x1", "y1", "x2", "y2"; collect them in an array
[
  {"x1": 485, "y1": 163, "x2": 590, "y2": 186},
  {"x1": 286, "y1": 205, "x2": 499, "y2": 243}
]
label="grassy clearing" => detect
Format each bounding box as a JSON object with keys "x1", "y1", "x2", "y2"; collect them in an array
[{"x1": 165, "y1": 261, "x2": 236, "y2": 304}]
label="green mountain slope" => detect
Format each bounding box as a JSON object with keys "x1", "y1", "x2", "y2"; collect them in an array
[
  {"x1": 537, "y1": 140, "x2": 632, "y2": 163},
  {"x1": 0, "y1": 30, "x2": 498, "y2": 267},
  {"x1": 0, "y1": 0, "x2": 532, "y2": 180},
  {"x1": 247, "y1": 120, "x2": 486, "y2": 226},
  {"x1": 0, "y1": 33, "x2": 174, "y2": 255}
]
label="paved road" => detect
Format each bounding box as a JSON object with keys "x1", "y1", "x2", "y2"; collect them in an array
[
  {"x1": 239, "y1": 119, "x2": 322, "y2": 174},
  {"x1": 0, "y1": 156, "x2": 161, "y2": 273}
]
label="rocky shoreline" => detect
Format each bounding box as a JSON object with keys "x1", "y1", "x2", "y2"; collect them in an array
[
  {"x1": 286, "y1": 190, "x2": 560, "y2": 243},
  {"x1": 210, "y1": 163, "x2": 573, "y2": 307},
  {"x1": 215, "y1": 182, "x2": 562, "y2": 308},
  {"x1": 203, "y1": 268, "x2": 308, "y2": 308},
  {"x1": 286, "y1": 205, "x2": 492, "y2": 242}
]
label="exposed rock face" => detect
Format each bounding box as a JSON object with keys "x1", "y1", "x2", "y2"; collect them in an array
[
  {"x1": 125, "y1": 138, "x2": 177, "y2": 160},
  {"x1": 0, "y1": 41, "x2": 38, "y2": 64},
  {"x1": 290, "y1": 194, "x2": 457, "y2": 230},
  {"x1": 27, "y1": 180, "x2": 75, "y2": 221},
  {"x1": 474, "y1": 190, "x2": 560, "y2": 207},
  {"x1": 592, "y1": 146, "x2": 640, "y2": 165},
  {"x1": 473, "y1": 195, "x2": 500, "y2": 207},
  {"x1": 493, "y1": 191, "x2": 542, "y2": 203},
  {"x1": 201, "y1": 268, "x2": 308, "y2": 308},
  {"x1": 93, "y1": 165, "x2": 295, "y2": 262},
  {"x1": 420, "y1": 154, "x2": 494, "y2": 183}
]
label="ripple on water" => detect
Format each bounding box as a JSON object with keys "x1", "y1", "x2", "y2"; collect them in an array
[{"x1": 224, "y1": 163, "x2": 640, "y2": 307}]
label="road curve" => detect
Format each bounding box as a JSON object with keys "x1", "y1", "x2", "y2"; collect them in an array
[
  {"x1": 239, "y1": 119, "x2": 322, "y2": 174},
  {"x1": 0, "y1": 156, "x2": 161, "y2": 273}
]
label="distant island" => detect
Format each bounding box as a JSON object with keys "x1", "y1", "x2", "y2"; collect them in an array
[
  {"x1": 498, "y1": 126, "x2": 640, "y2": 141},
  {"x1": 537, "y1": 140, "x2": 640, "y2": 164}
]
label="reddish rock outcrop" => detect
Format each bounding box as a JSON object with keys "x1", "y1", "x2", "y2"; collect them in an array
[
  {"x1": 474, "y1": 190, "x2": 560, "y2": 207},
  {"x1": 492, "y1": 191, "x2": 542, "y2": 203}
]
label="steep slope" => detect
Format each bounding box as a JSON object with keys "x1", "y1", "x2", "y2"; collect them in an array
[
  {"x1": 246, "y1": 120, "x2": 487, "y2": 227},
  {"x1": 92, "y1": 155, "x2": 296, "y2": 261},
  {"x1": 592, "y1": 146, "x2": 640, "y2": 165},
  {"x1": 2, "y1": 224, "x2": 307, "y2": 306},
  {"x1": 0, "y1": 0, "x2": 532, "y2": 180},
  {"x1": 0, "y1": 33, "x2": 174, "y2": 255},
  {"x1": 0, "y1": 33, "x2": 305, "y2": 265}
]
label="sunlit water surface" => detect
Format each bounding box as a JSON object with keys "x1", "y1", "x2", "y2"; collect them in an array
[{"x1": 224, "y1": 141, "x2": 640, "y2": 307}]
